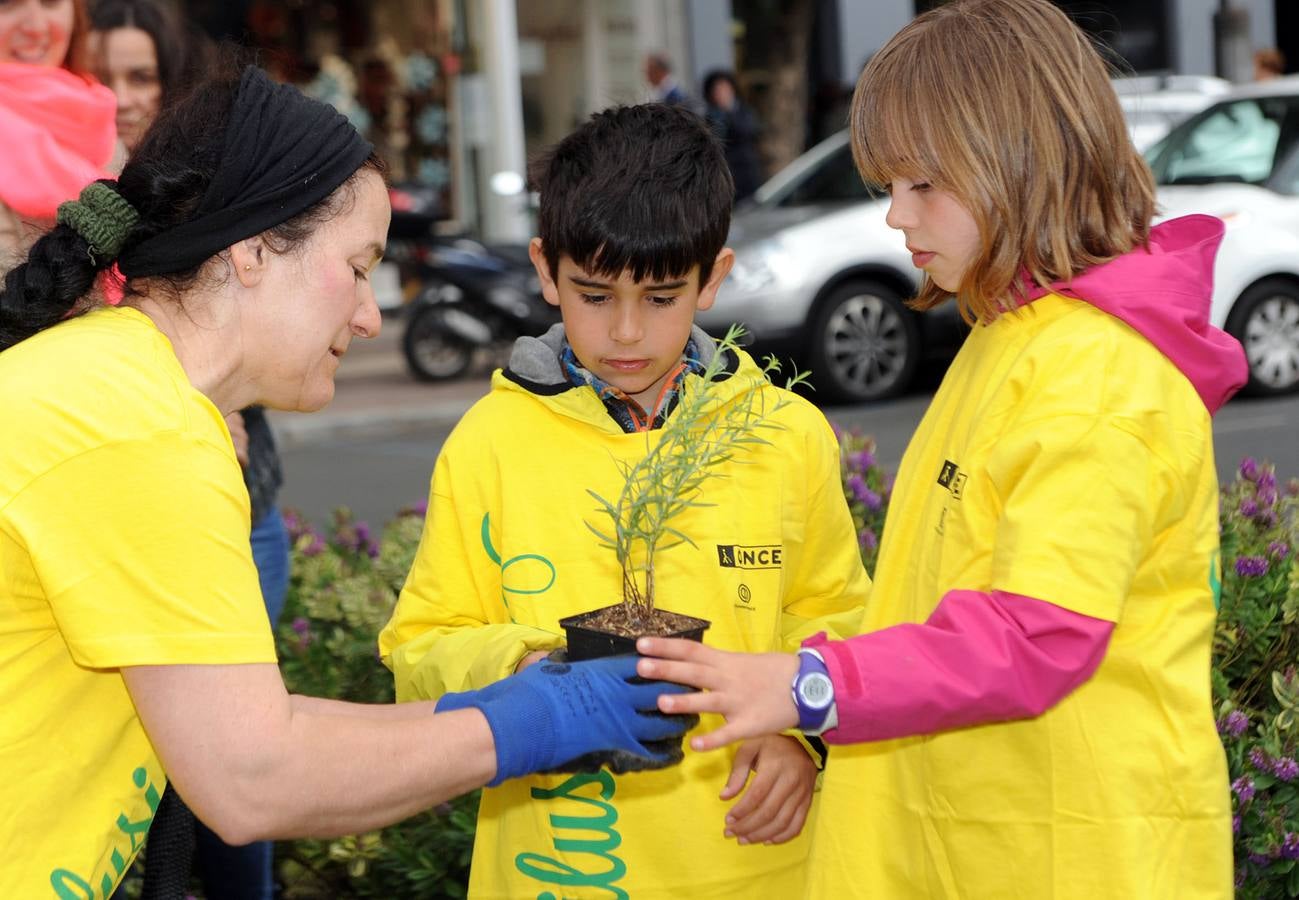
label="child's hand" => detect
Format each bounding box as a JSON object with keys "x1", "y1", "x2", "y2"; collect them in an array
[
  {"x1": 720, "y1": 735, "x2": 816, "y2": 846},
  {"x1": 635, "y1": 637, "x2": 799, "y2": 751}
]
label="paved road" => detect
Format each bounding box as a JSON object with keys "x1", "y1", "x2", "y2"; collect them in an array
[{"x1": 279, "y1": 365, "x2": 1299, "y2": 529}]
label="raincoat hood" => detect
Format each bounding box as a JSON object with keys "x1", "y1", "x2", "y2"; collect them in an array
[
  {"x1": 1023, "y1": 214, "x2": 1247, "y2": 413},
  {"x1": 496, "y1": 323, "x2": 769, "y2": 432}
]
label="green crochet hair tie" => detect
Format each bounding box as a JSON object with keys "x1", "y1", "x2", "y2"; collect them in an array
[{"x1": 56, "y1": 181, "x2": 140, "y2": 264}]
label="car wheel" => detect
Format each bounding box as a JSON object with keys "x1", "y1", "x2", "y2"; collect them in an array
[
  {"x1": 806, "y1": 279, "x2": 921, "y2": 402},
  {"x1": 402, "y1": 305, "x2": 475, "y2": 381},
  {"x1": 1225, "y1": 278, "x2": 1299, "y2": 396}
]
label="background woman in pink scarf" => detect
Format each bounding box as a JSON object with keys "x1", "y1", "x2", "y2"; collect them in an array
[{"x1": 0, "y1": 0, "x2": 116, "y2": 265}]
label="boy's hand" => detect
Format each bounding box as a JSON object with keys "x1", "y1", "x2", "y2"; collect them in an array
[
  {"x1": 636, "y1": 637, "x2": 799, "y2": 751},
  {"x1": 720, "y1": 735, "x2": 816, "y2": 845}
]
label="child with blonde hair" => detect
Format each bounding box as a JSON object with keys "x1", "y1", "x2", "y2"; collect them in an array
[{"x1": 638, "y1": 1, "x2": 1246, "y2": 896}]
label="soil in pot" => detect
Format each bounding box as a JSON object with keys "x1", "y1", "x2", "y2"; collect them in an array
[{"x1": 560, "y1": 603, "x2": 710, "y2": 662}]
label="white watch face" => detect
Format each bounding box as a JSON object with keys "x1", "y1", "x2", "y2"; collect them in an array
[{"x1": 798, "y1": 672, "x2": 834, "y2": 710}]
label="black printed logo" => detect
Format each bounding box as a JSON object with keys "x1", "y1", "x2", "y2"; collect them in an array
[
  {"x1": 937, "y1": 459, "x2": 967, "y2": 499},
  {"x1": 717, "y1": 544, "x2": 783, "y2": 570}
]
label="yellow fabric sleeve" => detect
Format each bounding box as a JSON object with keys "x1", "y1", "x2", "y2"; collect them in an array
[
  {"x1": 379, "y1": 463, "x2": 563, "y2": 703},
  {"x1": 779, "y1": 415, "x2": 870, "y2": 650},
  {"x1": 773, "y1": 415, "x2": 868, "y2": 769},
  {"x1": 985, "y1": 413, "x2": 1173, "y2": 623},
  {"x1": 6, "y1": 433, "x2": 274, "y2": 667}
]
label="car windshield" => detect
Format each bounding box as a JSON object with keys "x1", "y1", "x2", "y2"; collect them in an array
[
  {"x1": 1148, "y1": 96, "x2": 1299, "y2": 187},
  {"x1": 753, "y1": 139, "x2": 883, "y2": 209}
]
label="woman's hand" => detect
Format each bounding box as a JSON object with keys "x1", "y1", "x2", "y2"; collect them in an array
[
  {"x1": 720, "y1": 735, "x2": 816, "y2": 845},
  {"x1": 636, "y1": 637, "x2": 799, "y2": 751}
]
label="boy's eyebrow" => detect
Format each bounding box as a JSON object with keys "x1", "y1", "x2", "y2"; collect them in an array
[{"x1": 568, "y1": 275, "x2": 690, "y2": 291}]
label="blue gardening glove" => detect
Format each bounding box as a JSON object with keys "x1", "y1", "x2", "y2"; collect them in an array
[{"x1": 436, "y1": 655, "x2": 690, "y2": 785}]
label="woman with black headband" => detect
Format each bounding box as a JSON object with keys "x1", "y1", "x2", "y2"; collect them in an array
[{"x1": 0, "y1": 64, "x2": 689, "y2": 897}]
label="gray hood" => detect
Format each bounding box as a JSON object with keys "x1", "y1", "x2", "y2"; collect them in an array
[{"x1": 505, "y1": 322, "x2": 720, "y2": 388}]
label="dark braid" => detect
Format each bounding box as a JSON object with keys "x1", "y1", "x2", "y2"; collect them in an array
[{"x1": 0, "y1": 225, "x2": 105, "y2": 351}]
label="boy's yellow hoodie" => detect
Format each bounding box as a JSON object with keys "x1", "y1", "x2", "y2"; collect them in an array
[{"x1": 380, "y1": 324, "x2": 868, "y2": 899}]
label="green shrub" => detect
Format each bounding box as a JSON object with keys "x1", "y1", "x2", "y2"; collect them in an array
[
  {"x1": 274, "y1": 504, "x2": 478, "y2": 899},
  {"x1": 836, "y1": 427, "x2": 890, "y2": 575},
  {"x1": 1213, "y1": 459, "x2": 1299, "y2": 896}
]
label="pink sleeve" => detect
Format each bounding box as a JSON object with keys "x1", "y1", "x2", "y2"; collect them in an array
[{"x1": 804, "y1": 590, "x2": 1113, "y2": 744}]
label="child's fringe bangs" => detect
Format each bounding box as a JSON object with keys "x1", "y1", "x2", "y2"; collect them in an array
[{"x1": 851, "y1": 54, "x2": 947, "y2": 190}]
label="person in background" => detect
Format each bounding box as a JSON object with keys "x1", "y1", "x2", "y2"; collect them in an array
[
  {"x1": 645, "y1": 51, "x2": 694, "y2": 110},
  {"x1": 89, "y1": 0, "x2": 197, "y2": 154},
  {"x1": 0, "y1": 0, "x2": 116, "y2": 264},
  {"x1": 638, "y1": 0, "x2": 1244, "y2": 896},
  {"x1": 0, "y1": 61, "x2": 689, "y2": 898},
  {"x1": 703, "y1": 69, "x2": 763, "y2": 203},
  {"x1": 1254, "y1": 46, "x2": 1286, "y2": 81}
]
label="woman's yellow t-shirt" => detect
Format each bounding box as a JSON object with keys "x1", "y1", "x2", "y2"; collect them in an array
[{"x1": 0, "y1": 306, "x2": 275, "y2": 898}]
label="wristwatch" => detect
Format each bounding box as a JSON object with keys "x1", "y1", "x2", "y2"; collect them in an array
[{"x1": 791, "y1": 648, "x2": 838, "y2": 735}]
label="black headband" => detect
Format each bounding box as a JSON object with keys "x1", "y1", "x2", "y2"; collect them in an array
[{"x1": 118, "y1": 66, "x2": 374, "y2": 279}]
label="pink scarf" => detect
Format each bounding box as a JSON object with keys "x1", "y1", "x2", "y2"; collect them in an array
[{"x1": 0, "y1": 63, "x2": 117, "y2": 219}]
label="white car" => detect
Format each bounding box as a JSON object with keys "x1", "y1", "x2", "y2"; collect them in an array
[
  {"x1": 1113, "y1": 74, "x2": 1231, "y2": 151},
  {"x1": 1147, "y1": 75, "x2": 1299, "y2": 395}
]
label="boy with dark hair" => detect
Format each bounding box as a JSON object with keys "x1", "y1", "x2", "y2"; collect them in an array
[{"x1": 379, "y1": 103, "x2": 867, "y2": 899}]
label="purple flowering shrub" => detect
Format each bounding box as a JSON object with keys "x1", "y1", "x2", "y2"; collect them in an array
[
  {"x1": 275, "y1": 507, "x2": 423, "y2": 704},
  {"x1": 836, "y1": 427, "x2": 891, "y2": 575},
  {"x1": 1214, "y1": 459, "x2": 1299, "y2": 896},
  {"x1": 273, "y1": 504, "x2": 478, "y2": 896}
]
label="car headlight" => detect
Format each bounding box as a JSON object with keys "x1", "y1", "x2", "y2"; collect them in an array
[{"x1": 728, "y1": 239, "x2": 793, "y2": 295}]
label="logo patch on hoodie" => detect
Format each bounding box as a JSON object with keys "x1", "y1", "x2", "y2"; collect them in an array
[
  {"x1": 937, "y1": 459, "x2": 966, "y2": 499},
  {"x1": 716, "y1": 544, "x2": 783, "y2": 569}
]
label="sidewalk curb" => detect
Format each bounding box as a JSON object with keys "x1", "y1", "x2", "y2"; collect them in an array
[{"x1": 269, "y1": 401, "x2": 476, "y2": 448}]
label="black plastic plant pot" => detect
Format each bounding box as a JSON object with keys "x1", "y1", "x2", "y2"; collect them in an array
[
  {"x1": 559, "y1": 603, "x2": 710, "y2": 662},
  {"x1": 548, "y1": 604, "x2": 710, "y2": 775}
]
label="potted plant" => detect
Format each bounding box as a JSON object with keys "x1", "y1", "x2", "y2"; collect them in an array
[{"x1": 559, "y1": 325, "x2": 807, "y2": 661}]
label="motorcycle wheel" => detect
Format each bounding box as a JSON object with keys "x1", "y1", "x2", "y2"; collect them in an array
[{"x1": 402, "y1": 306, "x2": 476, "y2": 381}]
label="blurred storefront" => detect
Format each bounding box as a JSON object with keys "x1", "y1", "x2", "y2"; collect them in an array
[{"x1": 182, "y1": 0, "x2": 535, "y2": 242}]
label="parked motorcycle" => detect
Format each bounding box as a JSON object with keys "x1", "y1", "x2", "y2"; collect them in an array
[
  {"x1": 386, "y1": 185, "x2": 558, "y2": 382},
  {"x1": 397, "y1": 236, "x2": 557, "y2": 382}
]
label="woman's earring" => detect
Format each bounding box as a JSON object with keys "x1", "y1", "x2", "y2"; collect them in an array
[{"x1": 244, "y1": 264, "x2": 252, "y2": 270}]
